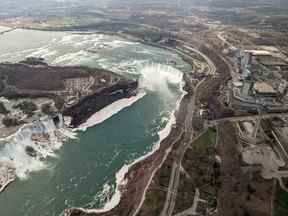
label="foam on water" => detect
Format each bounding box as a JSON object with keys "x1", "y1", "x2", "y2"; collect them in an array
[
  {"x1": 0, "y1": 30, "x2": 192, "y2": 216},
  {"x1": 59, "y1": 35, "x2": 80, "y2": 45},
  {"x1": 0, "y1": 61, "x2": 184, "y2": 185},
  {"x1": 77, "y1": 62, "x2": 183, "y2": 132},
  {"x1": 27, "y1": 46, "x2": 58, "y2": 59},
  {"x1": 0, "y1": 26, "x2": 12, "y2": 32},
  {"x1": 52, "y1": 50, "x2": 92, "y2": 65},
  {"x1": 77, "y1": 92, "x2": 147, "y2": 131},
  {"x1": 139, "y1": 63, "x2": 183, "y2": 92},
  {"x1": 101, "y1": 77, "x2": 186, "y2": 214},
  {"x1": 0, "y1": 115, "x2": 75, "y2": 180},
  {"x1": 70, "y1": 62, "x2": 186, "y2": 214},
  {"x1": 72, "y1": 94, "x2": 186, "y2": 215},
  {"x1": 108, "y1": 40, "x2": 139, "y2": 48}
]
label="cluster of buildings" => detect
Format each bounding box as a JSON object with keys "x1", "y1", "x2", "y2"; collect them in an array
[
  {"x1": 224, "y1": 47, "x2": 288, "y2": 186},
  {"x1": 226, "y1": 47, "x2": 288, "y2": 112}
]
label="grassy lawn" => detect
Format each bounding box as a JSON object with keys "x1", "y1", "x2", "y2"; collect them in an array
[
  {"x1": 173, "y1": 127, "x2": 218, "y2": 214},
  {"x1": 140, "y1": 128, "x2": 218, "y2": 215},
  {"x1": 191, "y1": 128, "x2": 217, "y2": 154}
]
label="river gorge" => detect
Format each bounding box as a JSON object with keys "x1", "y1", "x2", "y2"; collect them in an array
[{"x1": 0, "y1": 26, "x2": 191, "y2": 216}]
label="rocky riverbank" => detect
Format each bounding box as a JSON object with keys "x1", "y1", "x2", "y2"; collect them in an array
[
  {"x1": 64, "y1": 73, "x2": 192, "y2": 216},
  {"x1": 0, "y1": 58, "x2": 139, "y2": 129},
  {"x1": 0, "y1": 166, "x2": 15, "y2": 193},
  {"x1": 0, "y1": 58, "x2": 139, "y2": 194},
  {"x1": 63, "y1": 79, "x2": 138, "y2": 128}
]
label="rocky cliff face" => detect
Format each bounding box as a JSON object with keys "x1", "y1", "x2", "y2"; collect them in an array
[
  {"x1": 63, "y1": 79, "x2": 138, "y2": 127},
  {"x1": 0, "y1": 58, "x2": 138, "y2": 128}
]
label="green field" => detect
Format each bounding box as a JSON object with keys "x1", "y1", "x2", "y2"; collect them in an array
[
  {"x1": 191, "y1": 128, "x2": 217, "y2": 153},
  {"x1": 173, "y1": 127, "x2": 218, "y2": 214}
]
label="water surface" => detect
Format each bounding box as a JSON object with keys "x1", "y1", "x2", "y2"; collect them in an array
[{"x1": 0, "y1": 28, "x2": 191, "y2": 216}]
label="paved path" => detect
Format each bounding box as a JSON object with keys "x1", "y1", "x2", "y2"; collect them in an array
[
  {"x1": 160, "y1": 77, "x2": 208, "y2": 216},
  {"x1": 173, "y1": 188, "x2": 207, "y2": 216},
  {"x1": 159, "y1": 39, "x2": 217, "y2": 216},
  {"x1": 209, "y1": 113, "x2": 288, "y2": 125}
]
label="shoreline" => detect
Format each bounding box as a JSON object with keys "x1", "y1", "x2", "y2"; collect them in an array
[
  {"x1": 0, "y1": 25, "x2": 193, "y2": 70},
  {"x1": 88, "y1": 89, "x2": 186, "y2": 214},
  {"x1": 76, "y1": 92, "x2": 146, "y2": 132},
  {"x1": 65, "y1": 74, "x2": 190, "y2": 216},
  {"x1": 36, "y1": 28, "x2": 195, "y2": 216},
  {"x1": 0, "y1": 175, "x2": 15, "y2": 193},
  {"x1": 131, "y1": 83, "x2": 187, "y2": 216},
  {"x1": 0, "y1": 26, "x2": 194, "y2": 215},
  {"x1": 0, "y1": 90, "x2": 144, "y2": 194}
]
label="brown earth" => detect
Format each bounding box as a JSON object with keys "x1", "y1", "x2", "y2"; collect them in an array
[
  {"x1": 0, "y1": 59, "x2": 138, "y2": 127},
  {"x1": 65, "y1": 75, "x2": 191, "y2": 216},
  {"x1": 65, "y1": 28, "x2": 274, "y2": 216},
  {"x1": 216, "y1": 122, "x2": 273, "y2": 216}
]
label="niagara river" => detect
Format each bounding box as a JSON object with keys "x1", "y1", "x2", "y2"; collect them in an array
[{"x1": 0, "y1": 27, "x2": 191, "y2": 216}]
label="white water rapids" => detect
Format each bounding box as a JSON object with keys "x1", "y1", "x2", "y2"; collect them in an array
[
  {"x1": 0, "y1": 29, "x2": 191, "y2": 216},
  {"x1": 0, "y1": 115, "x2": 76, "y2": 180}
]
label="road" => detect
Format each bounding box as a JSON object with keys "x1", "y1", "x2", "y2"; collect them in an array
[
  {"x1": 208, "y1": 112, "x2": 288, "y2": 125},
  {"x1": 158, "y1": 39, "x2": 216, "y2": 216},
  {"x1": 217, "y1": 31, "x2": 236, "y2": 49},
  {"x1": 173, "y1": 188, "x2": 207, "y2": 216},
  {"x1": 168, "y1": 38, "x2": 217, "y2": 76},
  {"x1": 177, "y1": 42, "x2": 217, "y2": 75},
  {"x1": 116, "y1": 26, "x2": 218, "y2": 216},
  {"x1": 143, "y1": 38, "x2": 216, "y2": 76},
  {"x1": 159, "y1": 76, "x2": 209, "y2": 216},
  {"x1": 131, "y1": 29, "x2": 217, "y2": 216},
  {"x1": 132, "y1": 127, "x2": 185, "y2": 216}
]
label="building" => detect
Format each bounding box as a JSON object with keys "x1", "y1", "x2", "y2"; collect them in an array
[
  {"x1": 236, "y1": 49, "x2": 253, "y2": 78},
  {"x1": 242, "y1": 82, "x2": 252, "y2": 97},
  {"x1": 253, "y1": 82, "x2": 277, "y2": 97}
]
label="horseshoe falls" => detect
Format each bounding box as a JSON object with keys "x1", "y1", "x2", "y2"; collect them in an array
[{"x1": 0, "y1": 28, "x2": 191, "y2": 216}]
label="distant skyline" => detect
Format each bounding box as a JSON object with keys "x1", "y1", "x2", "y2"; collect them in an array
[{"x1": 0, "y1": 0, "x2": 287, "y2": 19}]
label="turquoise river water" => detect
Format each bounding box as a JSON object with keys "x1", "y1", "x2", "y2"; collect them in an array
[{"x1": 0, "y1": 27, "x2": 191, "y2": 216}]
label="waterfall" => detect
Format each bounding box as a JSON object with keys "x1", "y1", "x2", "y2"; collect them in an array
[
  {"x1": 0, "y1": 115, "x2": 73, "y2": 180},
  {"x1": 137, "y1": 62, "x2": 184, "y2": 96}
]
